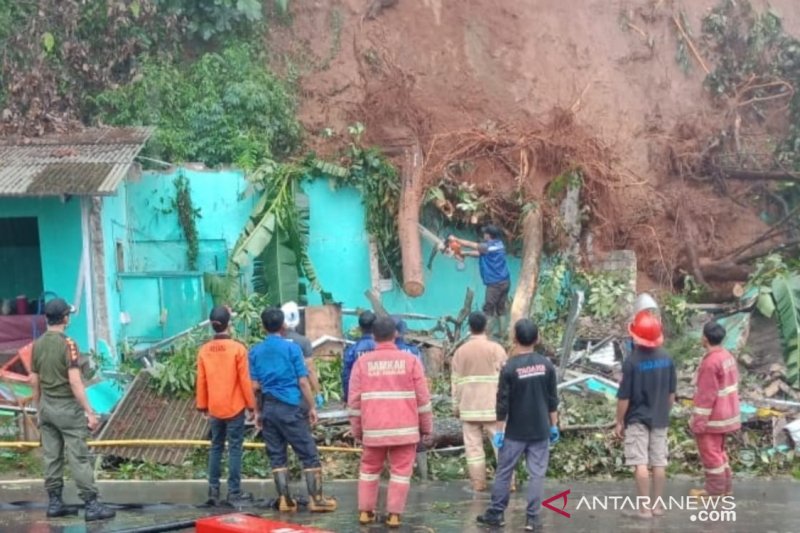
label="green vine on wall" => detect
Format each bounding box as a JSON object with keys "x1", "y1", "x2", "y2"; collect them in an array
[{"x1": 173, "y1": 174, "x2": 201, "y2": 270}]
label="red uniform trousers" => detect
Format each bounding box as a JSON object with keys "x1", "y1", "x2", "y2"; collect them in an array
[
  {"x1": 696, "y1": 432, "x2": 732, "y2": 495},
  {"x1": 358, "y1": 443, "x2": 417, "y2": 514}
]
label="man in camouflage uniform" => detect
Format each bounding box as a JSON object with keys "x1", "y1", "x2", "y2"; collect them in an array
[{"x1": 31, "y1": 298, "x2": 115, "y2": 522}]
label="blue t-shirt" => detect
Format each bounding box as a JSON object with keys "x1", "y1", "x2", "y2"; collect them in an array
[
  {"x1": 249, "y1": 334, "x2": 308, "y2": 406},
  {"x1": 342, "y1": 334, "x2": 376, "y2": 402},
  {"x1": 478, "y1": 239, "x2": 510, "y2": 285}
]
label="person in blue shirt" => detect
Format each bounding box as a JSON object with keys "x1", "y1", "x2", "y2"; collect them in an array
[
  {"x1": 392, "y1": 316, "x2": 422, "y2": 359},
  {"x1": 341, "y1": 311, "x2": 377, "y2": 403},
  {"x1": 450, "y1": 225, "x2": 511, "y2": 337},
  {"x1": 249, "y1": 308, "x2": 337, "y2": 513}
]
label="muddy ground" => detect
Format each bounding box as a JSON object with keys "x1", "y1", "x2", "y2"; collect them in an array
[{"x1": 267, "y1": 0, "x2": 800, "y2": 289}]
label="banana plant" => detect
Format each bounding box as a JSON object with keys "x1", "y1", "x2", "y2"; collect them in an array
[
  {"x1": 770, "y1": 273, "x2": 800, "y2": 388},
  {"x1": 206, "y1": 159, "x2": 321, "y2": 305}
]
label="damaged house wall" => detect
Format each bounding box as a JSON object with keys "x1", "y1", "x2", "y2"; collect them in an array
[{"x1": 114, "y1": 169, "x2": 522, "y2": 343}]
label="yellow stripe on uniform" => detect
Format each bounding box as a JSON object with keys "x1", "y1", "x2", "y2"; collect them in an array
[
  {"x1": 362, "y1": 391, "x2": 416, "y2": 400},
  {"x1": 347, "y1": 409, "x2": 361, "y2": 417},
  {"x1": 363, "y1": 427, "x2": 419, "y2": 438},
  {"x1": 359, "y1": 472, "x2": 380, "y2": 482},
  {"x1": 461, "y1": 409, "x2": 496, "y2": 418},
  {"x1": 707, "y1": 415, "x2": 740, "y2": 427},
  {"x1": 693, "y1": 407, "x2": 712, "y2": 416},
  {"x1": 717, "y1": 384, "x2": 738, "y2": 397},
  {"x1": 418, "y1": 402, "x2": 432, "y2": 413},
  {"x1": 455, "y1": 375, "x2": 498, "y2": 385},
  {"x1": 389, "y1": 474, "x2": 411, "y2": 485},
  {"x1": 466, "y1": 456, "x2": 486, "y2": 465},
  {"x1": 705, "y1": 465, "x2": 726, "y2": 475}
]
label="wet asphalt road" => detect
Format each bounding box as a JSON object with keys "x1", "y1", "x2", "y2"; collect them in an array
[{"x1": 0, "y1": 478, "x2": 798, "y2": 532}]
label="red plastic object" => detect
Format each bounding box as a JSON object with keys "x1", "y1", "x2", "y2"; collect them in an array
[{"x1": 195, "y1": 514, "x2": 334, "y2": 533}]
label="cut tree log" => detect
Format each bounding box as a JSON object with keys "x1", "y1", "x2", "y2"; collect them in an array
[
  {"x1": 398, "y1": 141, "x2": 425, "y2": 297},
  {"x1": 508, "y1": 208, "x2": 544, "y2": 338},
  {"x1": 364, "y1": 289, "x2": 389, "y2": 317},
  {"x1": 718, "y1": 168, "x2": 800, "y2": 183}
]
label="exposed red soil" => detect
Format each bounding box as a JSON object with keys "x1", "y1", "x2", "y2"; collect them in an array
[{"x1": 268, "y1": 0, "x2": 800, "y2": 288}]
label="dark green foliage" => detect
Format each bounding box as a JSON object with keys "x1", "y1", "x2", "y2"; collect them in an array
[
  {"x1": 173, "y1": 174, "x2": 201, "y2": 270},
  {"x1": 702, "y1": 0, "x2": 800, "y2": 169},
  {"x1": 0, "y1": 1, "x2": 291, "y2": 136},
  {"x1": 92, "y1": 45, "x2": 302, "y2": 169},
  {"x1": 153, "y1": 0, "x2": 264, "y2": 42}
]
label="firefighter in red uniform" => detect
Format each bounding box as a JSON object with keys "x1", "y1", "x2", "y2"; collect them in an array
[
  {"x1": 347, "y1": 316, "x2": 433, "y2": 528},
  {"x1": 690, "y1": 321, "x2": 741, "y2": 498}
]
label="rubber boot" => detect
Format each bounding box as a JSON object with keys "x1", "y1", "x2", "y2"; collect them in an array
[
  {"x1": 416, "y1": 451, "x2": 429, "y2": 481},
  {"x1": 359, "y1": 511, "x2": 377, "y2": 525},
  {"x1": 304, "y1": 469, "x2": 337, "y2": 512},
  {"x1": 207, "y1": 487, "x2": 221, "y2": 506},
  {"x1": 273, "y1": 469, "x2": 297, "y2": 512},
  {"x1": 84, "y1": 497, "x2": 116, "y2": 522},
  {"x1": 226, "y1": 490, "x2": 253, "y2": 506},
  {"x1": 386, "y1": 513, "x2": 402, "y2": 528},
  {"x1": 46, "y1": 489, "x2": 70, "y2": 518}
]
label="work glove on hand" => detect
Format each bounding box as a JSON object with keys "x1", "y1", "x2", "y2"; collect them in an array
[
  {"x1": 315, "y1": 393, "x2": 325, "y2": 409},
  {"x1": 549, "y1": 426, "x2": 560, "y2": 445},
  {"x1": 492, "y1": 431, "x2": 505, "y2": 449}
]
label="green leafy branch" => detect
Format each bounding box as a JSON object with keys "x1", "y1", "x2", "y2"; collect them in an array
[{"x1": 173, "y1": 173, "x2": 201, "y2": 270}]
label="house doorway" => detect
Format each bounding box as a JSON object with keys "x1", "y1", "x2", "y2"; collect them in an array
[{"x1": 0, "y1": 217, "x2": 44, "y2": 316}]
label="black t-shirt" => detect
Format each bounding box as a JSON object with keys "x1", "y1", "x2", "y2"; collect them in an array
[
  {"x1": 617, "y1": 347, "x2": 677, "y2": 429},
  {"x1": 496, "y1": 352, "x2": 559, "y2": 441}
]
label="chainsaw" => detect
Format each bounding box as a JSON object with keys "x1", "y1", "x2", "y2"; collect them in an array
[{"x1": 417, "y1": 224, "x2": 465, "y2": 271}]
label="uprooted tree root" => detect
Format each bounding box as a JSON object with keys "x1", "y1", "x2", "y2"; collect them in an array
[{"x1": 422, "y1": 109, "x2": 634, "y2": 247}]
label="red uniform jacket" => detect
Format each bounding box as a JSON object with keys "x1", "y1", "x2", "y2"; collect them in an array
[
  {"x1": 691, "y1": 346, "x2": 741, "y2": 434},
  {"x1": 348, "y1": 342, "x2": 433, "y2": 447}
]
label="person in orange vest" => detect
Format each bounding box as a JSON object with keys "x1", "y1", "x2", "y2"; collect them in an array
[
  {"x1": 690, "y1": 321, "x2": 740, "y2": 498},
  {"x1": 196, "y1": 306, "x2": 258, "y2": 505},
  {"x1": 348, "y1": 316, "x2": 433, "y2": 529},
  {"x1": 614, "y1": 311, "x2": 676, "y2": 518}
]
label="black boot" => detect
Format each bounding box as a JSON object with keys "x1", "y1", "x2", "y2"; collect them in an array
[
  {"x1": 304, "y1": 468, "x2": 336, "y2": 512},
  {"x1": 273, "y1": 469, "x2": 297, "y2": 512},
  {"x1": 46, "y1": 489, "x2": 70, "y2": 518},
  {"x1": 207, "y1": 486, "x2": 221, "y2": 506},
  {"x1": 226, "y1": 490, "x2": 253, "y2": 506},
  {"x1": 84, "y1": 497, "x2": 116, "y2": 522}
]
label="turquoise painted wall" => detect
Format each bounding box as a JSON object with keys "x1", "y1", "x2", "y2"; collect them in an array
[
  {"x1": 296, "y1": 179, "x2": 522, "y2": 329},
  {"x1": 0, "y1": 197, "x2": 90, "y2": 350},
  {"x1": 116, "y1": 169, "x2": 522, "y2": 341},
  {"x1": 114, "y1": 168, "x2": 255, "y2": 344},
  {"x1": 125, "y1": 168, "x2": 254, "y2": 272}
]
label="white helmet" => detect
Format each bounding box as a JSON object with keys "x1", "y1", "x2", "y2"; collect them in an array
[
  {"x1": 634, "y1": 293, "x2": 659, "y2": 316},
  {"x1": 281, "y1": 301, "x2": 301, "y2": 329}
]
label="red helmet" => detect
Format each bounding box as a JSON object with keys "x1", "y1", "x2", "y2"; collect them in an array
[{"x1": 629, "y1": 310, "x2": 664, "y2": 348}]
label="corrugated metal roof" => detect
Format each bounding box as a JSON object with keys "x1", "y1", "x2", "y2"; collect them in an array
[
  {"x1": 98, "y1": 372, "x2": 209, "y2": 465},
  {"x1": 0, "y1": 127, "x2": 152, "y2": 197}
]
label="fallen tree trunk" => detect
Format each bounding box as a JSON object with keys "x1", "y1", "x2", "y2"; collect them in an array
[
  {"x1": 398, "y1": 141, "x2": 425, "y2": 297},
  {"x1": 508, "y1": 208, "x2": 544, "y2": 338},
  {"x1": 718, "y1": 168, "x2": 800, "y2": 183}
]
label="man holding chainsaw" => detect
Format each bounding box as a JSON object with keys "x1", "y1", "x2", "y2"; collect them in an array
[{"x1": 449, "y1": 225, "x2": 511, "y2": 337}]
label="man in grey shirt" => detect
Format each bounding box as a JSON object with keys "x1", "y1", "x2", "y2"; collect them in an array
[{"x1": 282, "y1": 301, "x2": 324, "y2": 408}]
